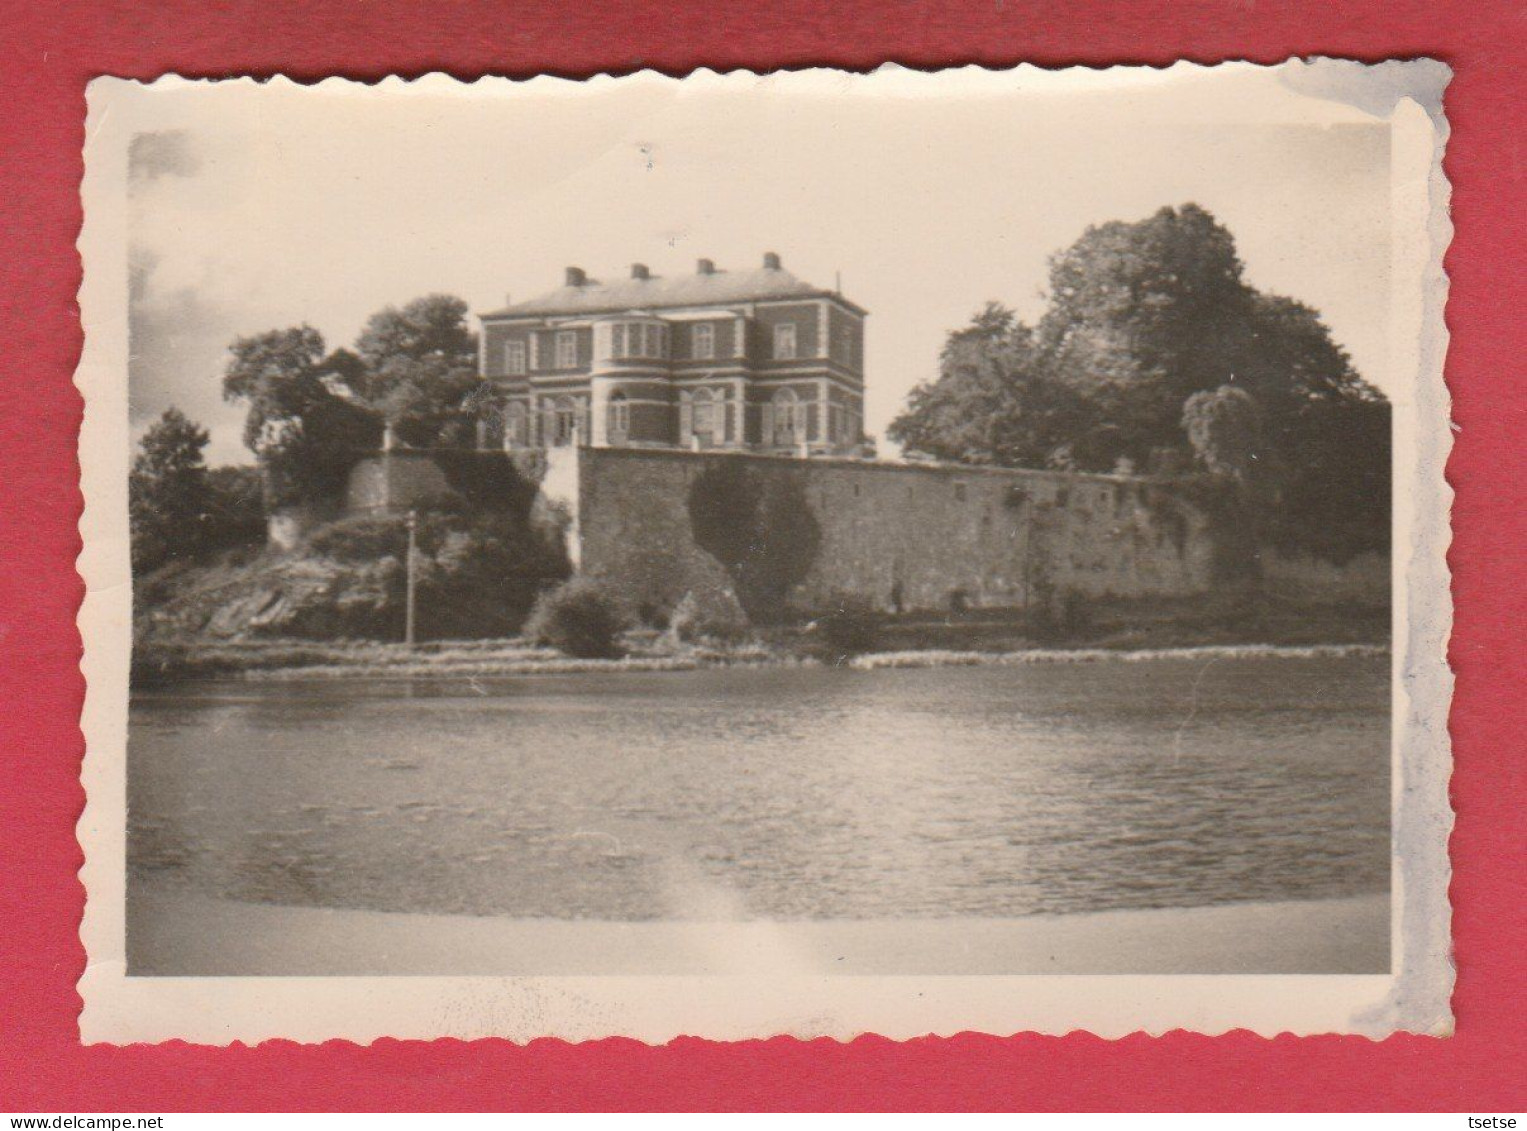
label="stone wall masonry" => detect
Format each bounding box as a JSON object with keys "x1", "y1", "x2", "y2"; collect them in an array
[{"x1": 545, "y1": 447, "x2": 1219, "y2": 618}]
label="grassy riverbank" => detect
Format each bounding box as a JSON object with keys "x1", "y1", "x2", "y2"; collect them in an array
[{"x1": 132, "y1": 595, "x2": 1389, "y2": 683}]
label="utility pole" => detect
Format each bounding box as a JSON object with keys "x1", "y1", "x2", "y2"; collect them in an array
[{"x1": 404, "y1": 509, "x2": 418, "y2": 649}]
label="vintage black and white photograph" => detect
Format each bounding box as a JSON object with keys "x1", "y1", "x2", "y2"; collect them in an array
[{"x1": 76, "y1": 63, "x2": 1453, "y2": 1043}]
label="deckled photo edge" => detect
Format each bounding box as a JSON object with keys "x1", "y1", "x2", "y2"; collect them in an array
[{"x1": 75, "y1": 62, "x2": 1453, "y2": 1045}]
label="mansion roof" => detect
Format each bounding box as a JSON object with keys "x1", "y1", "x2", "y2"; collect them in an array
[{"x1": 482, "y1": 255, "x2": 866, "y2": 320}]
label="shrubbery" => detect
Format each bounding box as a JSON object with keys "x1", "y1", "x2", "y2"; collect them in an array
[
  {"x1": 668, "y1": 584, "x2": 750, "y2": 645},
  {"x1": 276, "y1": 509, "x2": 570, "y2": 640},
  {"x1": 306, "y1": 514, "x2": 410, "y2": 563},
  {"x1": 525, "y1": 577, "x2": 631, "y2": 659}
]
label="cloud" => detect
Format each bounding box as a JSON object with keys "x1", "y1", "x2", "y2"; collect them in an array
[
  {"x1": 122, "y1": 71, "x2": 1397, "y2": 464},
  {"x1": 128, "y1": 131, "x2": 251, "y2": 463}
]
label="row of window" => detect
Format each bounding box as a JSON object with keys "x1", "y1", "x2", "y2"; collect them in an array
[
  {"x1": 500, "y1": 397, "x2": 586, "y2": 448},
  {"x1": 500, "y1": 321, "x2": 806, "y2": 375},
  {"x1": 496, "y1": 388, "x2": 860, "y2": 449},
  {"x1": 607, "y1": 321, "x2": 669, "y2": 361}
]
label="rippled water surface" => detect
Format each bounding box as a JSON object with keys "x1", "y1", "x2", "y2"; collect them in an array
[{"x1": 128, "y1": 656, "x2": 1390, "y2": 919}]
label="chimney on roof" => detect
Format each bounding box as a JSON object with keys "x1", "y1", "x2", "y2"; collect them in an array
[
  {"x1": 565, "y1": 266, "x2": 587, "y2": 287},
  {"x1": 631, "y1": 263, "x2": 650, "y2": 280},
  {"x1": 763, "y1": 251, "x2": 781, "y2": 270},
  {"x1": 696, "y1": 258, "x2": 716, "y2": 275}
]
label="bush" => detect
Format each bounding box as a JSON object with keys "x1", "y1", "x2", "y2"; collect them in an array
[
  {"x1": 526, "y1": 577, "x2": 630, "y2": 659},
  {"x1": 306, "y1": 514, "x2": 409, "y2": 564},
  {"x1": 668, "y1": 584, "x2": 751, "y2": 645},
  {"x1": 201, "y1": 465, "x2": 268, "y2": 555},
  {"x1": 294, "y1": 510, "x2": 569, "y2": 640},
  {"x1": 812, "y1": 595, "x2": 883, "y2": 661}
]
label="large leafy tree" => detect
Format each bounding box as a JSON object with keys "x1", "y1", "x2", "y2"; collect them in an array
[
  {"x1": 889, "y1": 304, "x2": 1086, "y2": 467},
  {"x1": 347, "y1": 294, "x2": 481, "y2": 447},
  {"x1": 1035, "y1": 204, "x2": 1257, "y2": 466},
  {"x1": 129, "y1": 408, "x2": 214, "y2": 572},
  {"x1": 890, "y1": 204, "x2": 1390, "y2": 561},
  {"x1": 222, "y1": 326, "x2": 381, "y2": 507},
  {"x1": 220, "y1": 297, "x2": 485, "y2": 509},
  {"x1": 130, "y1": 408, "x2": 269, "y2": 573}
]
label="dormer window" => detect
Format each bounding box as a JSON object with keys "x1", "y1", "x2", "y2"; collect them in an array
[
  {"x1": 554, "y1": 330, "x2": 578, "y2": 369},
  {"x1": 774, "y1": 323, "x2": 797, "y2": 360},
  {"x1": 692, "y1": 323, "x2": 715, "y2": 360}
]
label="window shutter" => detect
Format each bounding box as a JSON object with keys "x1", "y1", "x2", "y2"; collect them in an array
[
  {"x1": 679, "y1": 395, "x2": 693, "y2": 440},
  {"x1": 761, "y1": 403, "x2": 775, "y2": 445}
]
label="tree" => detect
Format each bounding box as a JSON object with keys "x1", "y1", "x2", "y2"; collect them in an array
[
  {"x1": 1182, "y1": 385, "x2": 1262, "y2": 481},
  {"x1": 130, "y1": 409, "x2": 270, "y2": 575},
  {"x1": 888, "y1": 303, "x2": 1085, "y2": 467},
  {"x1": 1180, "y1": 385, "x2": 1269, "y2": 581},
  {"x1": 129, "y1": 408, "x2": 213, "y2": 572},
  {"x1": 222, "y1": 326, "x2": 381, "y2": 508},
  {"x1": 1268, "y1": 391, "x2": 1391, "y2": 563},
  {"x1": 888, "y1": 204, "x2": 1392, "y2": 562},
  {"x1": 1034, "y1": 204, "x2": 1260, "y2": 465},
  {"x1": 347, "y1": 294, "x2": 481, "y2": 447},
  {"x1": 201, "y1": 465, "x2": 268, "y2": 554}
]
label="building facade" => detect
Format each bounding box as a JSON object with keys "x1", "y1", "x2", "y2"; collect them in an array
[{"x1": 477, "y1": 253, "x2": 867, "y2": 456}]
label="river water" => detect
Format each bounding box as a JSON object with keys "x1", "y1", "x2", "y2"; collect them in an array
[{"x1": 127, "y1": 654, "x2": 1390, "y2": 921}]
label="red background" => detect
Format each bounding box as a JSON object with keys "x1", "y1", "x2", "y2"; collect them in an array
[{"x1": 1, "y1": 0, "x2": 1522, "y2": 1111}]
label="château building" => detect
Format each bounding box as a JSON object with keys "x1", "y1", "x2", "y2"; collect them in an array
[{"x1": 477, "y1": 253, "x2": 866, "y2": 455}]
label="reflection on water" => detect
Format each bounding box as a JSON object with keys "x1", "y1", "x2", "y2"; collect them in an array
[{"x1": 128, "y1": 656, "x2": 1390, "y2": 920}]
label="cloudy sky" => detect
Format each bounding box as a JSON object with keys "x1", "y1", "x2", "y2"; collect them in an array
[{"x1": 125, "y1": 64, "x2": 1395, "y2": 465}]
